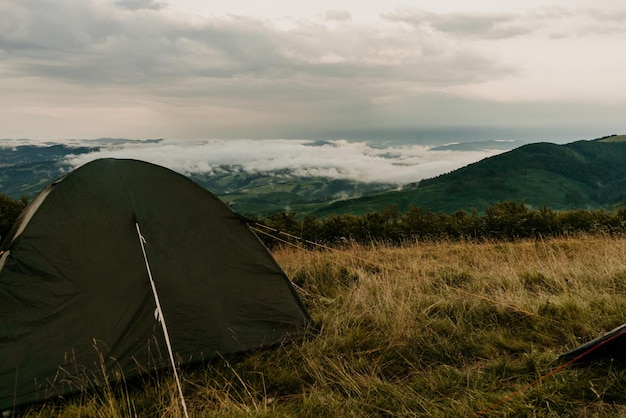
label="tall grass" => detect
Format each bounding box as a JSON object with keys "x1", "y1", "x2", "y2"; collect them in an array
[{"x1": 20, "y1": 234, "x2": 626, "y2": 416}]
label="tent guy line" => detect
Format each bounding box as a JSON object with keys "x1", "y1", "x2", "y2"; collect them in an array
[{"x1": 135, "y1": 222, "x2": 189, "y2": 418}]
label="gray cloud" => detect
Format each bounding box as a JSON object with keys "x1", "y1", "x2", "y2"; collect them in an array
[
  {"x1": 325, "y1": 10, "x2": 352, "y2": 22},
  {"x1": 0, "y1": 0, "x2": 507, "y2": 87},
  {"x1": 1, "y1": 1, "x2": 625, "y2": 141},
  {"x1": 383, "y1": 9, "x2": 532, "y2": 39},
  {"x1": 0, "y1": 0, "x2": 513, "y2": 141},
  {"x1": 115, "y1": 0, "x2": 164, "y2": 11}
]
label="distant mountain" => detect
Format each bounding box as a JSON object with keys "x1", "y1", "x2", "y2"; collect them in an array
[
  {"x1": 188, "y1": 170, "x2": 392, "y2": 215},
  {"x1": 0, "y1": 141, "x2": 393, "y2": 216},
  {"x1": 313, "y1": 135, "x2": 626, "y2": 216},
  {"x1": 0, "y1": 144, "x2": 95, "y2": 197},
  {"x1": 429, "y1": 140, "x2": 517, "y2": 151},
  {"x1": 1, "y1": 136, "x2": 624, "y2": 217}
]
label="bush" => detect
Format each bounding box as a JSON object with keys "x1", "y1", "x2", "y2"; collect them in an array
[
  {"x1": 258, "y1": 201, "x2": 626, "y2": 246},
  {"x1": 0, "y1": 193, "x2": 27, "y2": 242}
]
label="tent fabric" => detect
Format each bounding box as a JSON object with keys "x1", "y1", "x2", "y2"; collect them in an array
[
  {"x1": 559, "y1": 324, "x2": 626, "y2": 363},
  {"x1": 0, "y1": 158, "x2": 314, "y2": 410}
]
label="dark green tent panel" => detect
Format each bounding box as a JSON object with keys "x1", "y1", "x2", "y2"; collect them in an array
[
  {"x1": 0, "y1": 158, "x2": 314, "y2": 410},
  {"x1": 559, "y1": 324, "x2": 626, "y2": 363}
]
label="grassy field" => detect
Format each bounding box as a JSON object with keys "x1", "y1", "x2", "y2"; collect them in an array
[{"x1": 21, "y1": 234, "x2": 626, "y2": 417}]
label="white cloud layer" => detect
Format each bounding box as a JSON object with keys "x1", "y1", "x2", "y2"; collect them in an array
[{"x1": 63, "y1": 139, "x2": 509, "y2": 184}]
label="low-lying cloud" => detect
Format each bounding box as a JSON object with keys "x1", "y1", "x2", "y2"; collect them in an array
[{"x1": 63, "y1": 139, "x2": 510, "y2": 184}]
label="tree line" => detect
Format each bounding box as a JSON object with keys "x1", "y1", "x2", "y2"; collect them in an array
[
  {"x1": 255, "y1": 201, "x2": 626, "y2": 246},
  {"x1": 1, "y1": 192, "x2": 625, "y2": 246},
  {"x1": 0, "y1": 194, "x2": 28, "y2": 242}
]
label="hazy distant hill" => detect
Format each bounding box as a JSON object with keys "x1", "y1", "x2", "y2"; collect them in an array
[
  {"x1": 314, "y1": 135, "x2": 626, "y2": 216},
  {"x1": 0, "y1": 144, "x2": 95, "y2": 197},
  {"x1": 188, "y1": 170, "x2": 392, "y2": 215},
  {"x1": 0, "y1": 141, "x2": 393, "y2": 216},
  {"x1": 1, "y1": 135, "x2": 624, "y2": 217}
]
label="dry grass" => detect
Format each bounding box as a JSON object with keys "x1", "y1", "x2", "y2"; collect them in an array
[{"x1": 21, "y1": 234, "x2": 626, "y2": 417}]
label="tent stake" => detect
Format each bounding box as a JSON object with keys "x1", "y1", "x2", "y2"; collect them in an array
[{"x1": 135, "y1": 223, "x2": 189, "y2": 418}]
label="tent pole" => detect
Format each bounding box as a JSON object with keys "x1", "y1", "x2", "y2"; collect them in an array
[{"x1": 135, "y1": 223, "x2": 189, "y2": 418}]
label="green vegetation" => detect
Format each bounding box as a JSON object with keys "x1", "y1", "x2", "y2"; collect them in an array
[
  {"x1": 206, "y1": 174, "x2": 392, "y2": 216},
  {"x1": 258, "y1": 201, "x2": 626, "y2": 245},
  {"x1": 315, "y1": 139, "x2": 626, "y2": 216},
  {"x1": 14, "y1": 234, "x2": 626, "y2": 416},
  {"x1": 596, "y1": 134, "x2": 626, "y2": 143},
  {"x1": 0, "y1": 194, "x2": 27, "y2": 240},
  {"x1": 0, "y1": 144, "x2": 95, "y2": 198}
]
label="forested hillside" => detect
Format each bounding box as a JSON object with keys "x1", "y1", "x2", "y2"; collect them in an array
[{"x1": 315, "y1": 137, "x2": 626, "y2": 216}]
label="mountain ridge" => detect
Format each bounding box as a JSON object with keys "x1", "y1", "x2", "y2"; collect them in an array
[
  {"x1": 0, "y1": 135, "x2": 624, "y2": 217},
  {"x1": 313, "y1": 137, "x2": 626, "y2": 216}
]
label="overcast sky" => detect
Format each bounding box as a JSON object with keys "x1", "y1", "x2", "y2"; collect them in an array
[{"x1": 2, "y1": 0, "x2": 625, "y2": 143}]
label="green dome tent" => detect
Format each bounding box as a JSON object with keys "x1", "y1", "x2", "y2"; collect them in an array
[{"x1": 0, "y1": 158, "x2": 314, "y2": 411}]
